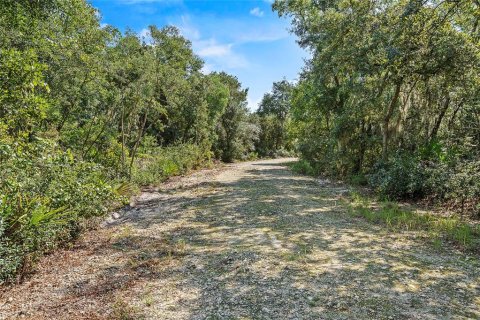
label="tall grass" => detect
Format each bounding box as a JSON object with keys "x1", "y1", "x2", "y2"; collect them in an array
[{"x1": 349, "y1": 192, "x2": 480, "y2": 251}]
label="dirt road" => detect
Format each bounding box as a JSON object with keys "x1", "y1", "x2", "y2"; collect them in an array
[{"x1": 1, "y1": 158, "x2": 479, "y2": 319}]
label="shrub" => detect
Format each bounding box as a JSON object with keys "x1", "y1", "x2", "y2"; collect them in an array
[
  {"x1": 274, "y1": 148, "x2": 295, "y2": 158},
  {"x1": 0, "y1": 229, "x2": 22, "y2": 282},
  {"x1": 349, "y1": 173, "x2": 368, "y2": 186},
  {"x1": 444, "y1": 160, "x2": 480, "y2": 217},
  {"x1": 368, "y1": 154, "x2": 426, "y2": 199},
  {"x1": 131, "y1": 144, "x2": 209, "y2": 186},
  {"x1": 0, "y1": 141, "x2": 117, "y2": 283},
  {"x1": 289, "y1": 159, "x2": 316, "y2": 176},
  {"x1": 366, "y1": 151, "x2": 479, "y2": 217}
]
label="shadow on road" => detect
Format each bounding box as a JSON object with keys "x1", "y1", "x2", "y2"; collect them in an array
[
  {"x1": 99, "y1": 161, "x2": 480, "y2": 319},
  {"x1": 2, "y1": 159, "x2": 479, "y2": 319}
]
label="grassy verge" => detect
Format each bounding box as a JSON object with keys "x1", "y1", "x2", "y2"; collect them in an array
[
  {"x1": 287, "y1": 160, "x2": 480, "y2": 252},
  {"x1": 348, "y1": 191, "x2": 480, "y2": 251}
]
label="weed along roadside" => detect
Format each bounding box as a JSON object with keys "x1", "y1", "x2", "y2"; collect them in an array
[
  {"x1": 1, "y1": 0, "x2": 479, "y2": 319},
  {"x1": 289, "y1": 161, "x2": 480, "y2": 253},
  {"x1": 1, "y1": 159, "x2": 479, "y2": 319}
]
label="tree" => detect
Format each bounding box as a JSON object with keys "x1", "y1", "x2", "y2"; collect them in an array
[
  {"x1": 256, "y1": 79, "x2": 294, "y2": 156},
  {"x1": 0, "y1": 0, "x2": 265, "y2": 281},
  {"x1": 213, "y1": 73, "x2": 257, "y2": 162},
  {"x1": 274, "y1": 0, "x2": 480, "y2": 214}
]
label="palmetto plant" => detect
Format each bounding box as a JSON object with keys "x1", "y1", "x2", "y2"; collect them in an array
[{"x1": 1, "y1": 194, "x2": 68, "y2": 238}]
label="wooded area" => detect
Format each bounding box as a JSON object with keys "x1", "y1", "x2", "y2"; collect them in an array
[
  {"x1": 0, "y1": 0, "x2": 291, "y2": 282},
  {"x1": 274, "y1": 0, "x2": 479, "y2": 213},
  {"x1": 0, "y1": 0, "x2": 479, "y2": 285}
]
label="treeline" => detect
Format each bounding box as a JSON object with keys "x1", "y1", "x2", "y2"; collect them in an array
[
  {"x1": 0, "y1": 0, "x2": 281, "y2": 282},
  {"x1": 254, "y1": 80, "x2": 295, "y2": 157},
  {"x1": 272, "y1": 0, "x2": 479, "y2": 216}
]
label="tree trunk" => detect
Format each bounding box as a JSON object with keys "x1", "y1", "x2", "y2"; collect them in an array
[
  {"x1": 382, "y1": 82, "x2": 402, "y2": 160},
  {"x1": 448, "y1": 100, "x2": 463, "y2": 130},
  {"x1": 121, "y1": 104, "x2": 126, "y2": 174},
  {"x1": 430, "y1": 93, "x2": 450, "y2": 142},
  {"x1": 129, "y1": 110, "x2": 148, "y2": 177}
]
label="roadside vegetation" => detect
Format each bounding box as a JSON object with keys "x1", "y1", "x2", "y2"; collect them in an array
[
  {"x1": 289, "y1": 161, "x2": 480, "y2": 252},
  {"x1": 273, "y1": 0, "x2": 479, "y2": 219},
  {"x1": 0, "y1": 0, "x2": 292, "y2": 283},
  {"x1": 274, "y1": 0, "x2": 479, "y2": 242},
  {"x1": 348, "y1": 192, "x2": 480, "y2": 252},
  {"x1": 1, "y1": 0, "x2": 479, "y2": 285}
]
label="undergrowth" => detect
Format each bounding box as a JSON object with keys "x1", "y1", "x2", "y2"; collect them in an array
[
  {"x1": 0, "y1": 143, "x2": 211, "y2": 284},
  {"x1": 289, "y1": 160, "x2": 480, "y2": 252},
  {"x1": 288, "y1": 159, "x2": 316, "y2": 176},
  {"x1": 131, "y1": 144, "x2": 212, "y2": 185},
  {"x1": 348, "y1": 191, "x2": 480, "y2": 252}
]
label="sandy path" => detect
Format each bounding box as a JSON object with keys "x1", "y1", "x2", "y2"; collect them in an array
[{"x1": 1, "y1": 158, "x2": 479, "y2": 319}]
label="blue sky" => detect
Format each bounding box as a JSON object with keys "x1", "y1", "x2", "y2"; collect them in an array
[{"x1": 89, "y1": 0, "x2": 307, "y2": 110}]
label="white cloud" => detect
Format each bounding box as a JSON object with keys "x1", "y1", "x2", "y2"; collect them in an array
[
  {"x1": 247, "y1": 97, "x2": 262, "y2": 111},
  {"x1": 197, "y1": 41, "x2": 232, "y2": 58},
  {"x1": 178, "y1": 15, "x2": 201, "y2": 41},
  {"x1": 163, "y1": 15, "x2": 274, "y2": 71},
  {"x1": 138, "y1": 28, "x2": 153, "y2": 45},
  {"x1": 140, "y1": 17, "x2": 249, "y2": 69},
  {"x1": 194, "y1": 39, "x2": 248, "y2": 69},
  {"x1": 201, "y1": 63, "x2": 214, "y2": 75},
  {"x1": 249, "y1": 7, "x2": 264, "y2": 17},
  {"x1": 236, "y1": 32, "x2": 287, "y2": 44},
  {"x1": 196, "y1": 18, "x2": 288, "y2": 44}
]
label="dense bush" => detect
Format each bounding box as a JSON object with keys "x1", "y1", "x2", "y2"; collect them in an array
[
  {"x1": 289, "y1": 159, "x2": 316, "y2": 176},
  {"x1": 438, "y1": 160, "x2": 480, "y2": 216},
  {"x1": 131, "y1": 144, "x2": 209, "y2": 185},
  {"x1": 367, "y1": 154, "x2": 480, "y2": 217},
  {"x1": 0, "y1": 141, "x2": 117, "y2": 282},
  {"x1": 368, "y1": 154, "x2": 427, "y2": 199},
  {"x1": 0, "y1": 1, "x2": 261, "y2": 282}
]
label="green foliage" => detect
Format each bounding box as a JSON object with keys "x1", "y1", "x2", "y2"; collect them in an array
[
  {"x1": 368, "y1": 155, "x2": 480, "y2": 216},
  {"x1": 368, "y1": 154, "x2": 426, "y2": 199},
  {"x1": 349, "y1": 173, "x2": 368, "y2": 186},
  {"x1": 0, "y1": 141, "x2": 117, "y2": 282},
  {"x1": 255, "y1": 80, "x2": 294, "y2": 157},
  {"x1": 424, "y1": 160, "x2": 480, "y2": 216},
  {"x1": 213, "y1": 73, "x2": 259, "y2": 162},
  {"x1": 0, "y1": 49, "x2": 49, "y2": 140},
  {"x1": 131, "y1": 144, "x2": 209, "y2": 185},
  {"x1": 289, "y1": 160, "x2": 316, "y2": 176},
  {"x1": 274, "y1": 0, "x2": 480, "y2": 216},
  {"x1": 0, "y1": 0, "x2": 259, "y2": 282},
  {"x1": 349, "y1": 197, "x2": 480, "y2": 251}
]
